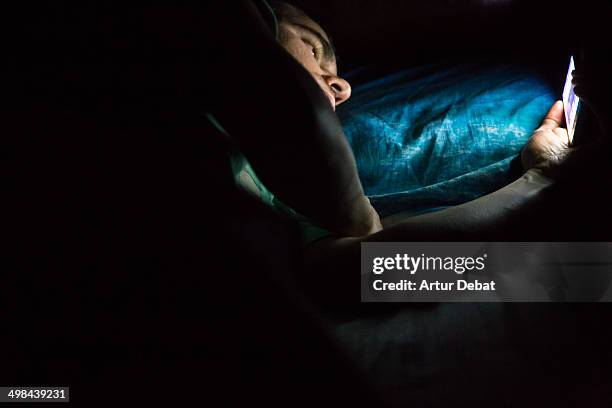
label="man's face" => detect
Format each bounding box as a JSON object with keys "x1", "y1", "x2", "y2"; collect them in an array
[{"x1": 277, "y1": 11, "x2": 351, "y2": 111}]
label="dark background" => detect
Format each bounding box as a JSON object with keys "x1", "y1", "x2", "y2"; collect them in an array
[
  {"x1": 4, "y1": 1, "x2": 612, "y2": 407},
  {"x1": 288, "y1": 0, "x2": 607, "y2": 66}
]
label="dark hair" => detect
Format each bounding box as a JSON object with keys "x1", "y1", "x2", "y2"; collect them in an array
[{"x1": 268, "y1": 1, "x2": 306, "y2": 21}]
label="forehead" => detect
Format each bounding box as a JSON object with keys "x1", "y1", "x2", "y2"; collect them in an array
[
  {"x1": 279, "y1": 10, "x2": 337, "y2": 73},
  {"x1": 282, "y1": 11, "x2": 332, "y2": 46}
]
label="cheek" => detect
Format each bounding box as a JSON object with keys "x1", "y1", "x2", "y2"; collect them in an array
[
  {"x1": 281, "y1": 38, "x2": 319, "y2": 73},
  {"x1": 310, "y1": 75, "x2": 330, "y2": 94}
]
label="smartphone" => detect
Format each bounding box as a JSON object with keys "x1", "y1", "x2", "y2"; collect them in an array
[{"x1": 562, "y1": 56, "x2": 580, "y2": 145}]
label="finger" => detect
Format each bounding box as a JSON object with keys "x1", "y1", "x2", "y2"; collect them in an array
[
  {"x1": 573, "y1": 84, "x2": 586, "y2": 99},
  {"x1": 553, "y1": 127, "x2": 570, "y2": 146},
  {"x1": 573, "y1": 84, "x2": 600, "y2": 106},
  {"x1": 539, "y1": 100, "x2": 564, "y2": 130}
]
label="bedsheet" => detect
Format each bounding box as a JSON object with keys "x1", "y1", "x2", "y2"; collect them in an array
[{"x1": 338, "y1": 63, "x2": 556, "y2": 217}]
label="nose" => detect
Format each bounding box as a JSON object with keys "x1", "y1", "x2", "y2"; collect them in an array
[{"x1": 324, "y1": 74, "x2": 351, "y2": 107}]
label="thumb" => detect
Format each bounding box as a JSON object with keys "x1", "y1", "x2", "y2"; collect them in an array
[{"x1": 538, "y1": 100, "x2": 564, "y2": 131}]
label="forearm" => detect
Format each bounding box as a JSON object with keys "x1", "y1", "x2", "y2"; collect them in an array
[
  {"x1": 377, "y1": 169, "x2": 553, "y2": 240},
  {"x1": 301, "y1": 169, "x2": 554, "y2": 306},
  {"x1": 303, "y1": 168, "x2": 610, "y2": 308}
]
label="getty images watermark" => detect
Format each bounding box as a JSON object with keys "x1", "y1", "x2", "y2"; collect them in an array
[{"x1": 361, "y1": 242, "x2": 612, "y2": 302}]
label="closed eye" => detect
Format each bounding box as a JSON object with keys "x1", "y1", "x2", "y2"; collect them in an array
[
  {"x1": 292, "y1": 22, "x2": 336, "y2": 64},
  {"x1": 303, "y1": 38, "x2": 323, "y2": 61}
]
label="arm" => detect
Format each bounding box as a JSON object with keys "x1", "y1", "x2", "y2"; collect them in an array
[
  {"x1": 303, "y1": 171, "x2": 552, "y2": 305},
  {"x1": 302, "y1": 101, "x2": 605, "y2": 304},
  {"x1": 378, "y1": 168, "x2": 552, "y2": 237},
  {"x1": 304, "y1": 168, "x2": 553, "y2": 273}
]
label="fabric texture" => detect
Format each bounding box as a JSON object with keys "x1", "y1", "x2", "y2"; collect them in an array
[
  {"x1": 227, "y1": 146, "x2": 333, "y2": 246},
  {"x1": 338, "y1": 63, "x2": 556, "y2": 218},
  {"x1": 218, "y1": 63, "x2": 556, "y2": 245}
]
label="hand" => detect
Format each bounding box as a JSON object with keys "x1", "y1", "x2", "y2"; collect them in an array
[
  {"x1": 522, "y1": 100, "x2": 611, "y2": 180},
  {"x1": 521, "y1": 101, "x2": 571, "y2": 178}
]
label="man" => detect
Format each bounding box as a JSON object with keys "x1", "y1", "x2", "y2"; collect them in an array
[
  {"x1": 211, "y1": 1, "x2": 609, "y2": 237},
  {"x1": 205, "y1": 2, "x2": 612, "y2": 307},
  {"x1": 6, "y1": 2, "x2": 609, "y2": 404},
  {"x1": 207, "y1": 1, "x2": 383, "y2": 239}
]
